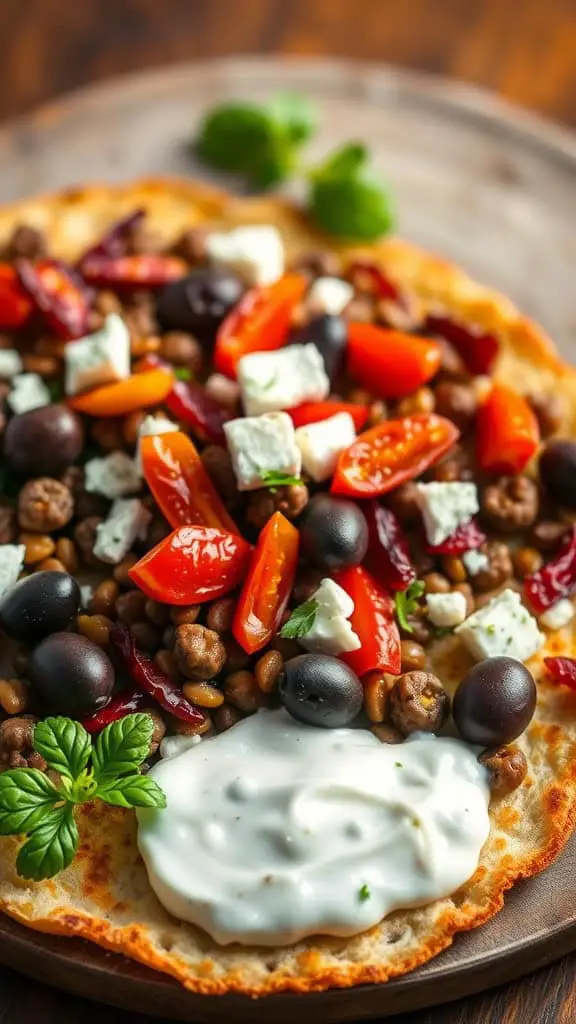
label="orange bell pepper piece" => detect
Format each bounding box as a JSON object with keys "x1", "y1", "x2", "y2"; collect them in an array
[{"x1": 69, "y1": 367, "x2": 173, "y2": 417}]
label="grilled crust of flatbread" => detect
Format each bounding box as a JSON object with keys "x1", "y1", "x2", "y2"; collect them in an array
[{"x1": 0, "y1": 178, "x2": 575, "y2": 996}]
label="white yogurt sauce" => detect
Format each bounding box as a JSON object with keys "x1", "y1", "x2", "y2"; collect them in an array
[{"x1": 137, "y1": 709, "x2": 490, "y2": 946}]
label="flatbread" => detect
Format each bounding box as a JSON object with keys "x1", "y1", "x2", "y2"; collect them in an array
[{"x1": 0, "y1": 178, "x2": 575, "y2": 996}]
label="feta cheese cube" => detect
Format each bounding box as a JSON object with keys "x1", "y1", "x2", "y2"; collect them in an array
[
  {"x1": 136, "y1": 414, "x2": 178, "y2": 474},
  {"x1": 426, "y1": 591, "x2": 468, "y2": 628},
  {"x1": 205, "y1": 225, "x2": 284, "y2": 286},
  {"x1": 64, "y1": 313, "x2": 130, "y2": 396},
  {"x1": 0, "y1": 349, "x2": 23, "y2": 380},
  {"x1": 416, "y1": 481, "x2": 479, "y2": 547},
  {"x1": 224, "y1": 412, "x2": 301, "y2": 491},
  {"x1": 539, "y1": 598, "x2": 575, "y2": 630},
  {"x1": 307, "y1": 276, "x2": 354, "y2": 316},
  {"x1": 455, "y1": 588, "x2": 543, "y2": 663},
  {"x1": 462, "y1": 549, "x2": 489, "y2": 576},
  {"x1": 295, "y1": 412, "x2": 356, "y2": 482},
  {"x1": 299, "y1": 578, "x2": 361, "y2": 656},
  {"x1": 85, "y1": 451, "x2": 142, "y2": 499},
  {"x1": 7, "y1": 373, "x2": 51, "y2": 414},
  {"x1": 0, "y1": 544, "x2": 25, "y2": 597},
  {"x1": 93, "y1": 499, "x2": 151, "y2": 565},
  {"x1": 238, "y1": 344, "x2": 330, "y2": 417}
]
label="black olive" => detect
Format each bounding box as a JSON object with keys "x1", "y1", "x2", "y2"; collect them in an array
[
  {"x1": 156, "y1": 267, "x2": 244, "y2": 341},
  {"x1": 539, "y1": 440, "x2": 576, "y2": 509},
  {"x1": 289, "y1": 314, "x2": 347, "y2": 382},
  {"x1": 29, "y1": 632, "x2": 115, "y2": 716},
  {"x1": 279, "y1": 653, "x2": 363, "y2": 728},
  {"x1": 299, "y1": 494, "x2": 368, "y2": 570},
  {"x1": 0, "y1": 571, "x2": 81, "y2": 644},
  {"x1": 3, "y1": 404, "x2": 84, "y2": 478},
  {"x1": 452, "y1": 656, "x2": 536, "y2": 747}
]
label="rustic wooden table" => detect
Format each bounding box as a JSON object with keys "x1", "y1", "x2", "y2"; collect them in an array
[{"x1": 0, "y1": 1, "x2": 575, "y2": 1022}]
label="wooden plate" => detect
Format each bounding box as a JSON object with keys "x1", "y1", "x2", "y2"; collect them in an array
[{"x1": 0, "y1": 56, "x2": 575, "y2": 1020}]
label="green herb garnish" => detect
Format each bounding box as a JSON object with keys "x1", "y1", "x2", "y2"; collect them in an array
[
  {"x1": 259, "y1": 469, "x2": 303, "y2": 493},
  {"x1": 0, "y1": 715, "x2": 166, "y2": 882},
  {"x1": 174, "y1": 367, "x2": 193, "y2": 382},
  {"x1": 280, "y1": 599, "x2": 319, "y2": 640},
  {"x1": 431, "y1": 625, "x2": 453, "y2": 639},
  {"x1": 394, "y1": 580, "x2": 425, "y2": 633},
  {"x1": 308, "y1": 144, "x2": 395, "y2": 240},
  {"x1": 394, "y1": 761, "x2": 403, "y2": 768},
  {"x1": 47, "y1": 380, "x2": 63, "y2": 402},
  {"x1": 358, "y1": 884, "x2": 371, "y2": 902},
  {"x1": 485, "y1": 624, "x2": 496, "y2": 635}
]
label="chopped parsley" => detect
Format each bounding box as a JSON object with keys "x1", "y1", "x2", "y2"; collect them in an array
[
  {"x1": 485, "y1": 624, "x2": 496, "y2": 635},
  {"x1": 174, "y1": 367, "x2": 192, "y2": 382},
  {"x1": 259, "y1": 469, "x2": 303, "y2": 493},
  {"x1": 358, "y1": 884, "x2": 371, "y2": 902},
  {"x1": 394, "y1": 579, "x2": 425, "y2": 633},
  {"x1": 280, "y1": 600, "x2": 319, "y2": 640},
  {"x1": 394, "y1": 761, "x2": 403, "y2": 768},
  {"x1": 260, "y1": 376, "x2": 278, "y2": 392}
]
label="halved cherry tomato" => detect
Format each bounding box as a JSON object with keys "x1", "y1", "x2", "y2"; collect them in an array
[
  {"x1": 129, "y1": 526, "x2": 251, "y2": 605},
  {"x1": 214, "y1": 272, "x2": 308, "y2": 379},
  {"x1": 141, "y1": 430, "x2": 238, "y2": 533},
  {"x1": 476, "y1": 383, "x2": 540, "y2": 475},
  {"x1": 332, "y1": 414, "x2": 460, "y2": 498},
  {"x1": 18, "y1": 259, "x2": 89, "y2": 340},
  {"x1": 346, "y1": 324, "x2": 442, "y2": 399},
  {"x1": 69, "y1": 367, "x2": 173, "y2": 417},
  {"x1": 335, "y1": 565, "x2": 401, "y2": 676},
  {"x1": 0, "y1": 263, "x2": 32, "y2": 329},
  {"x1": 232, "y1": 512, "x2": 299, "y2": 654},
  {"x1": 288, "y1": 400, "x2": 369, "y2": 432}
]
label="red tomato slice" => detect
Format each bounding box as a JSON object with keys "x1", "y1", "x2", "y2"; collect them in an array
[
  {"x1": 141, "y1": 430, "x2": 238, "y2": 534},
  {"x1": 129, "y1": 526, "x2": 251, "y2": 605},
  {"x1": 233, "y1": 512, "x2": 299, "y2": 654},
  {"x1": 476, "y1": 383, "x2": 540, "y2": 475},
  {"x1": 0, "y1": 263, "x2": 33, "y2": 329},
  {"x1": 346, "y1": 323, "x2": 442, "y2": 399},
  {"x1": 288, "y1": 400, "x2": 369, "y2": 432},
  {"x1": 332, "y1": 414, "x2": 460, "y2": 498},
  {"x1": 214, "y1": 272, "x2": 308, "y2": 379},
  {"x1": 335, "y1": 565, "x2": 401, "y2": 676}
]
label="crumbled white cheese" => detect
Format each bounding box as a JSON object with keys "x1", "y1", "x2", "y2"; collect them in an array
[
  {"x1": 205, "y1": 225, "x2": 284, "y2": 286},
  {"x1": 456, "y1": 588, "x2": 543, "y2": 663},
  {"x1": 462, "y1": 549, "x2": 489, "y2": 576},
  {"x1": 0, "y1": 349, "x2": 23, "y2": 380},
  {"x1": 204, "y1": 373, "x2": 241, "y2": 409},
  {"x1": 298, "y1": 577, "x2": 361, "y2": 656},
  {"x1": 85, "y1": 451, "x2": 142, "y2": 499},
  {"x1": 540, "y1": 598, "x2": 575, "y2": 631},
  {"x1": 416, "y1": 481, "x2": 479, "y2": 547},
  {"x1": 93, "y1": 499, "x2": 151, "y2": 565},
  {"x1": 307, "y1": 276, "x2": 354, "y2": 316},
  {"x1": 295, "y1": 412, "x2": 356, "y2": 482},
  {"x1": 64, "y1": 313, "x2": 130, "y2": 396},
  {"x1": 0, "y1": 544, "x2": 25, "y2": 597},
  {"x1": 238, "y1": 343, "x2": 330, "y2": 417},
  {"x1": 7, "y1": 373, "x2": 51, "y2": 414},
  {"x1": 426, "y1": 591, "x2": 468, "y2": 628},
  {"x1": 136, "y1": 415, "x2": 178, "y2": 475},
  {"x1": 223, "y1": 412, "x2": 301, "y2": 491},
  {"x1": 160, "y1": 734, "x2": 203, "y2": 759}
]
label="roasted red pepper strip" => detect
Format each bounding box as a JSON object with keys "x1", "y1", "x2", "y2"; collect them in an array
[
  {"x1": 0, "y1": 263, "x2": 33, "y2": 328},
  {"x1": 17, "y1": 259, "x2": 90, "y2": 340},
  {"x1": 425, "y1": 518, "x2": 487, "y2": 555},
  {"x1": 69, "y1": 367, "x2": 174, "y2": 417},
  {"x1": 332, "y1": 414, "x2": 460, "y2": 498},
  {"x1": 214, "y1": 272, "x2": 308, "y2": 379},
  {"x1": 81, "y1": 687, "x2": 151, "y2": 733},
  {"x1": 141, "y1": 430, "x2": 238, "y2": 533},
  {"x1": 425, "y1": 315, "x2": 499, "y2": 375},
  {"x1": 81, "y1": 254, "x2": 187, "y2": 290},
  {"x1": 129, "y1": 525, "x2": 252, "y2": 605},
  {"x1": 111, "y1": 624, "x2": 206, "y2": 724},
  {"x1": 362, "y1": 501, "x2": 416, "y2": 592},
  {"x1": 288, "y1": 400, "x2": 369, "y2": 432},
  {"x1": 335, "y1": 565, "x2": 401, "y2": 676},
  {"x1": 165, "y1": 379, "x2": 233, "y2": 444},
  {"x1": 233, "y1": 512, "x2": 299, "y2": 654},
  {"x1": 346, "y1": 324, "x2": 442, "y2": 399},
  {"x1": 77, "y1": 209, "x2": 146, "y2": 264},
  {"x1": 544, "y1": 657, "x2": 576, "y2": 692},
  {"x1": 476, "y1": 383, "x2": 540, "y2": 475},
  {"x1": 524, "y1": 524, "x2": 575, "y2": 613}
]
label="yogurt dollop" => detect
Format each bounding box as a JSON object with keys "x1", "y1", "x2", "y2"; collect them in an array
[{"x1": 137, "y1": 709, "x2": 490, "y2": 946}]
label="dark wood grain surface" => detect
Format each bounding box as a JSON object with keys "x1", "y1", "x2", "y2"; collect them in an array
[{"x1": 0, "y1": 2, "x2": 575, "y2": 1022}]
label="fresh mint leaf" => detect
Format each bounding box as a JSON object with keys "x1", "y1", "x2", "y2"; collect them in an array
[
  {"x1": 0, "y1": 770, "x2": 61, "y2": 836},
  {"x1": 196, "y1": 102, "x2": 294, "y2": 189},
  {"x1": 69, "y1": 769, "x2": 98, "y2": 804},
  {"x1": 269, "y1": 92, "x2": 316, "y2": 145},
  {"x1": 280, "y1": 599, "x2": 319, "y2": 640},
  {"x1": 394, "y1": 579, "x2": 425, "y2": 633},
  {"x1": 33, "y1": 718, "x2": 91, "y2": 781},
  {"x1": 310, "y1": 173, "x2": 395, "y2": 241},
  {"x1": 96, "y1": 774, "x2": 167, "y2": 810},
  {"x1": 358, "y1": 883, "x2": 371, "y2": 902},
  {"x1": 311, "y1": 143, "x2": 368, "y2": 180},
  {"x1": 92, "y1": 713, "x2": 153, "y2": 783},
  {"x1": 259, "y1": 469, "x2": 302, "y2": 492},
  {"x1": 16, "y1": 805, "x2": 78, "y2": 882}
]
